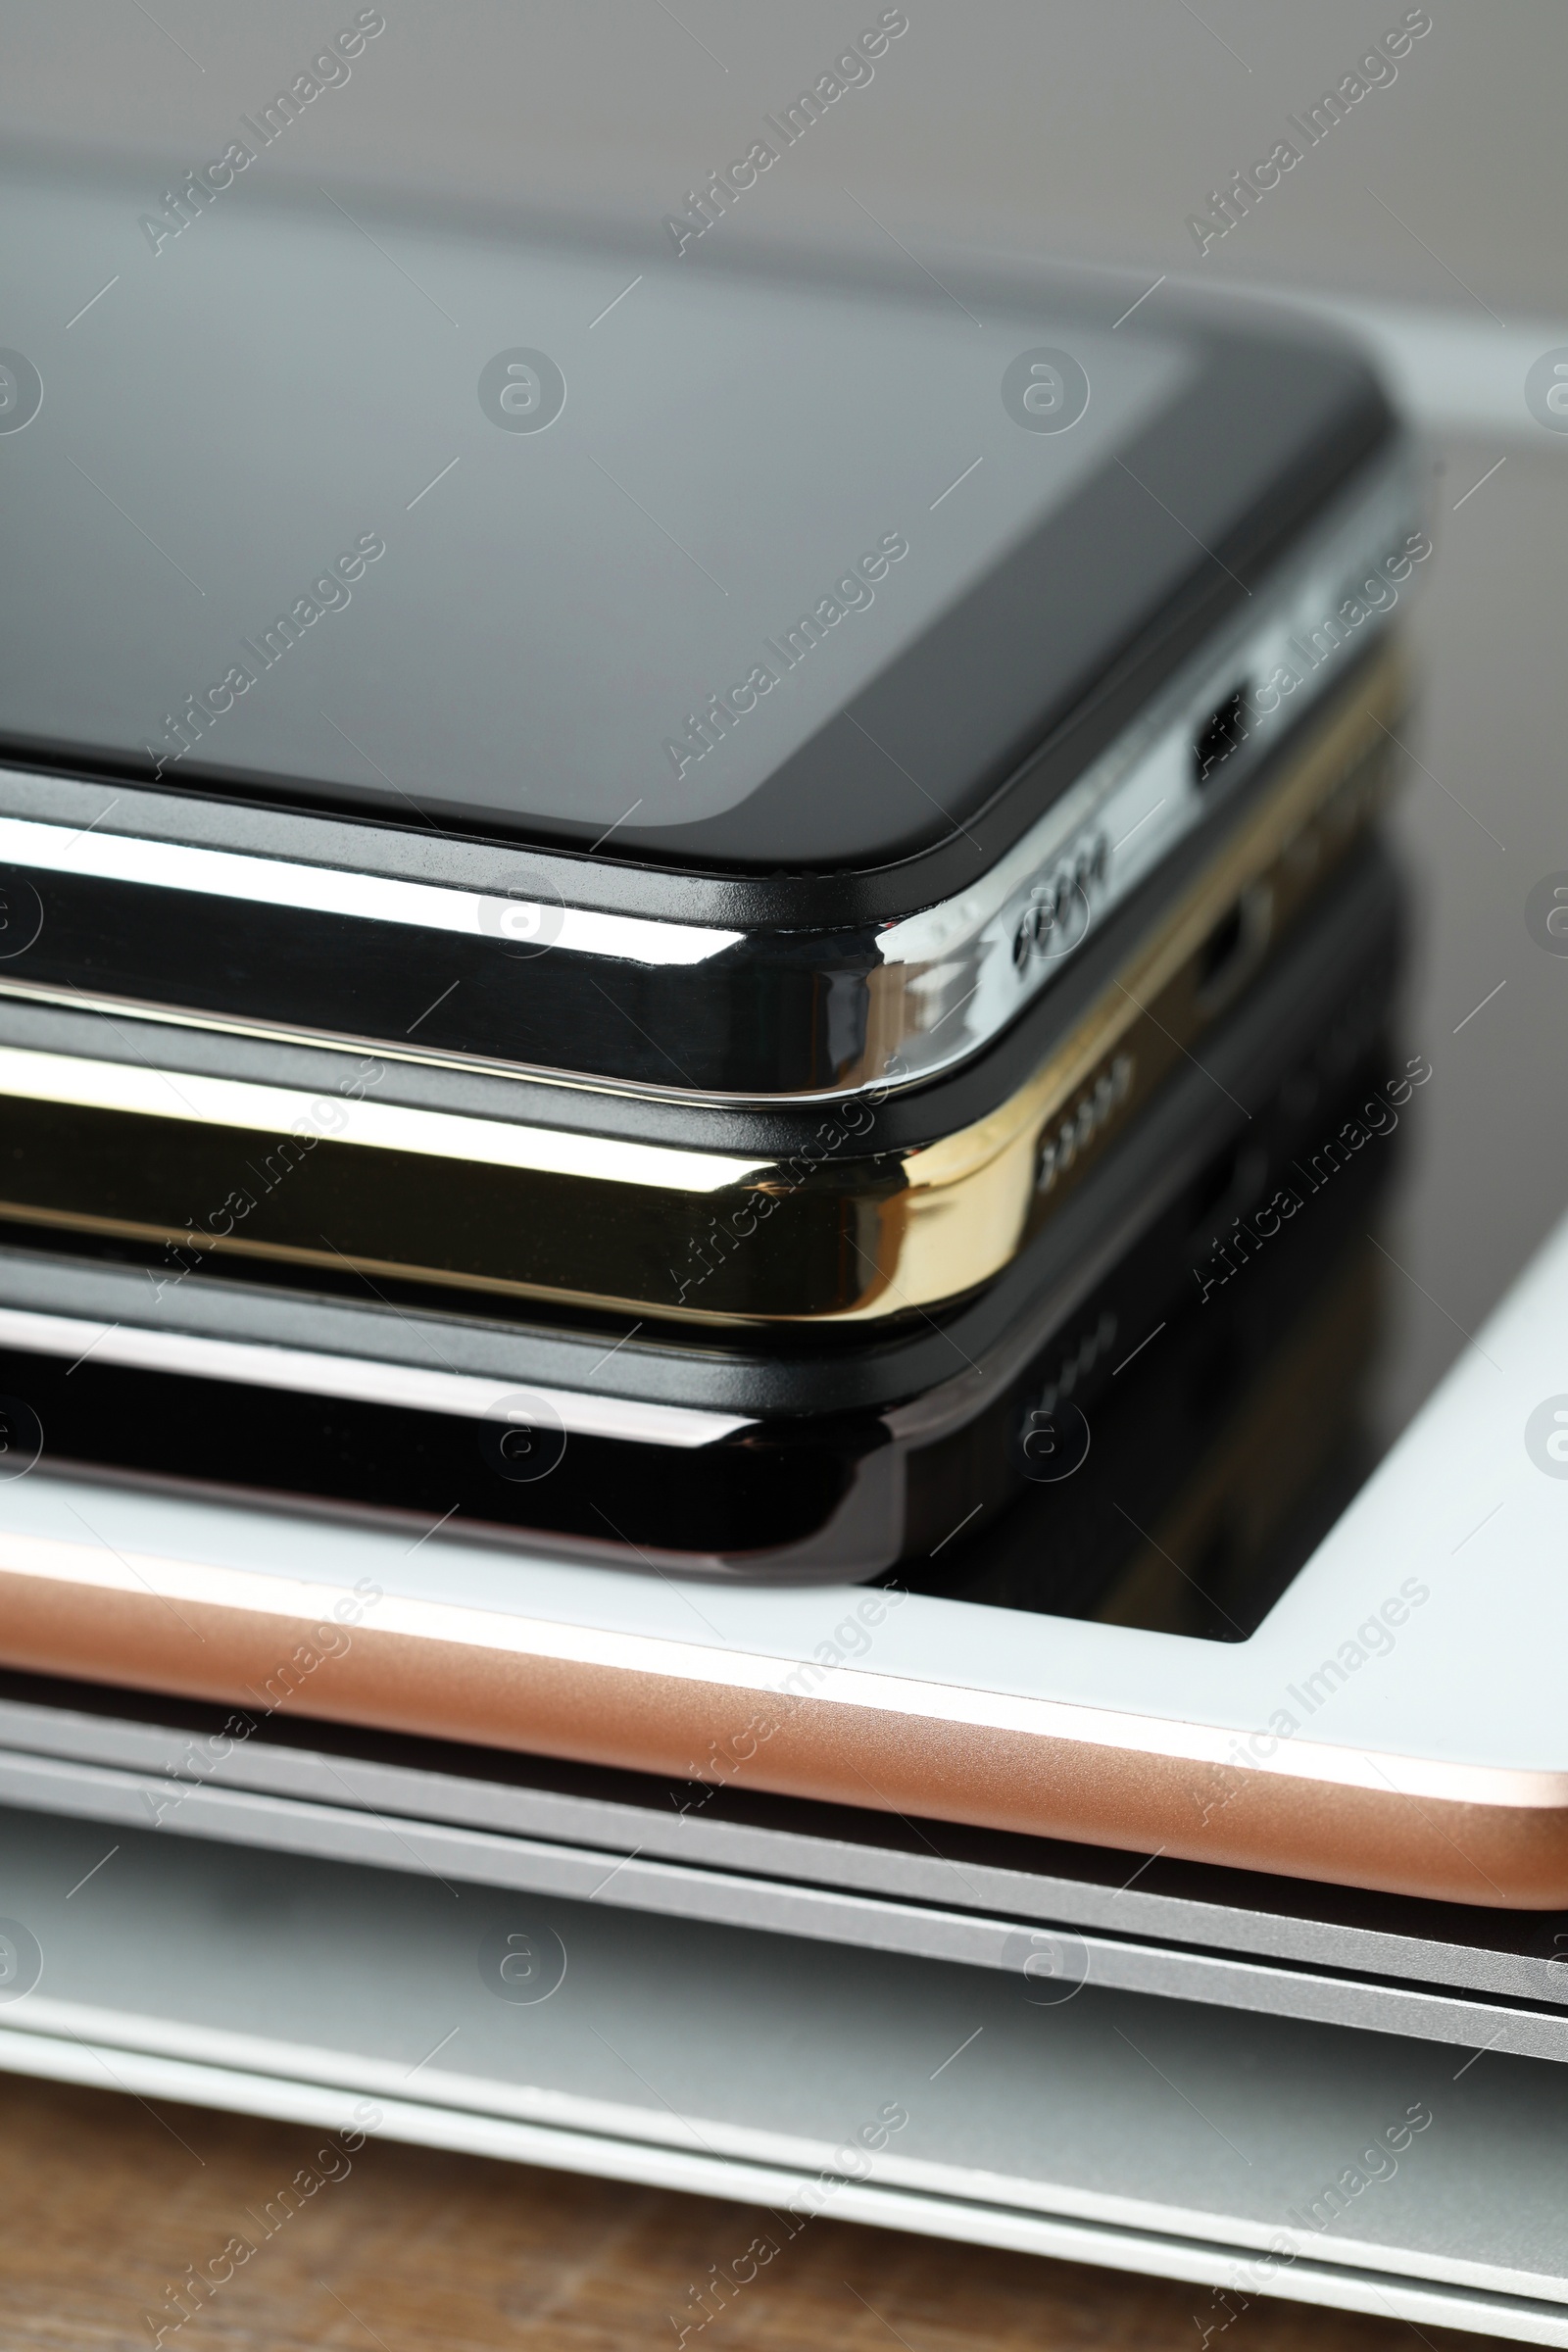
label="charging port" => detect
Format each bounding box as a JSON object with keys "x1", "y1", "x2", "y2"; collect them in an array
[
  {"x1": 1194, "y1": 686, "x2": 1250, "y2": 788},
  {"x1": 1198, "y1": 902, "x2": 1245, "y2": 988},
  {"x1": 1195, "y1": 879, "x2": 1274, "y2": 1012}
]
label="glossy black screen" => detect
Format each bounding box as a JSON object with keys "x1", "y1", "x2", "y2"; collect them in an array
[{"x1": 0, "y1": 162, "x2": 1380, "y2": 871}]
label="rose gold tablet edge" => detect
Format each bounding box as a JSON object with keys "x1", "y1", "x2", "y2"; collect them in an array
[{"x1": 2, "y1": 1564, "x2": 1563, "y2": 1912}]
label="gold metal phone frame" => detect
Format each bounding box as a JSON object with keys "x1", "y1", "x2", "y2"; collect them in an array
[{"x1": 0, "y1": 645, "x2": 1404, "y2": 1327}]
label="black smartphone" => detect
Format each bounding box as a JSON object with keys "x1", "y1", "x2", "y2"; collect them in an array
[
  {"x1": 0, "y1": 641, "x2": 1403, "y2": 1327},
  {"x1": 0, "y1": 833, "x2": 1404, "y2": 1578},
  {"x1": 0, "y1": 159, "x2": 1421, "y2": 1097}
]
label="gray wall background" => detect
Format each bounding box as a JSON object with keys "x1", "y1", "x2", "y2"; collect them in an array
[{"x1": 2, "y1": 3, "x2": 1562, "y2": 314}]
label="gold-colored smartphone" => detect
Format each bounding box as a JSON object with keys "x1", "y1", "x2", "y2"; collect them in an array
[{"x1": 0, "y1": 647, "x2": 1403, "y2": 1327}]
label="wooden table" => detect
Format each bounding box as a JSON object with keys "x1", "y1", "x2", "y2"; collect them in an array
[{"x1": 1, "y1": 2070, "x2": 1499, "y2": 2351}]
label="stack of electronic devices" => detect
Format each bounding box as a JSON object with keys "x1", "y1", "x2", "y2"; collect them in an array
[{"x1": 0, "y1": 169, "x2": 1564, "y2": 2341}]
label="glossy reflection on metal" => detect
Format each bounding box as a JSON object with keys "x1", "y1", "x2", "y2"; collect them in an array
[
  {"x1": 0, "y1": 649, "x2": 1405, "y2": 1326},
  {"x1": 0, "y1": 452, "x2": 1420, "y2": 1104},
  {"x1": 0, "y1": 1535, "x2": 1564, "y2": 1910}
]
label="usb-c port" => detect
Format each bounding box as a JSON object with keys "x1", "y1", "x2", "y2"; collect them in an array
[
  {"x1": 1194, "y1": 686, "x2": 1250, "y2": 788},
  {"x1": 1196, "y1": 880, "x2": 1274, "y2": 1012}
]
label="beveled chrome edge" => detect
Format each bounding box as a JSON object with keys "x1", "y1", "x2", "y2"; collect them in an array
[
  {"x1": 0, "y1": 1306, "x2": 753, "y2": 1448},
  {"x1": 0, "y1": 1043, "x2": 770, "y2": 1193},
  {"x1": 0, "y1": 685, "x2": 1400, "y2": 1335},
  {"x1": 0, "y1": 620, "x2": 1410, "y2": 1176},
  {"x1": 875, "y1": 449, "x2": 1422, "y2": 1073},
  {"x1": 0, "y1": 445, "x2": 1422, "y2": 1105},
  {"x1": 0, "y1": 977, "x2": 657, "y2": 1104},
  {"x1": 0, "y1": 811, "x2": 744, "y2": 967}
]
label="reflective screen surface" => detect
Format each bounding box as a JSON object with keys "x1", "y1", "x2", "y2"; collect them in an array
[
  {"x1": 0, "y1": 148, "x2": 1560, "y2": 1639},
  {"x1": 923, "y1": 432, "x2": 1568, "y2": 1632},
  {"x1": 0, "y1": 167, "x2": 1189, "y2": 844}
]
